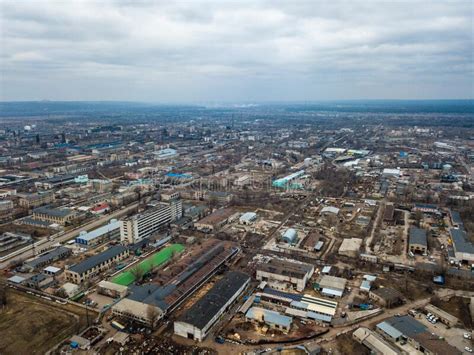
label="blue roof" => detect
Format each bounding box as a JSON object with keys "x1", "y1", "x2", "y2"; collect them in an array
[
  {"x1": 307, "y1": 311, "x2": 332, "y2": 323},
  {"x1": 246, "y1": 307, "x2": 292, "y2": 328},
  {"x1": 263, "y1": 287, "x2": 302, "y2": 301},
  {"x1": 377, "y1": 321, "x2": 403, "y2": 339},
  {"x1": 451, "y1": 228, "x2": 474, "y2": 254},
  {"x1": 381, "y1": 315, "x2": 427, "y2": 337}
]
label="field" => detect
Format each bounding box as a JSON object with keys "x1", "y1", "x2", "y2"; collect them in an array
[
  {"x1": 111, "y1": 243, "x2": 185, "y2": 286},
  {"x1": 0, "y1": 289, "x2": 89, "y2": 355}
]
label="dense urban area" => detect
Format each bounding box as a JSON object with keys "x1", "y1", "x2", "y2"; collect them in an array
[{"x1": 0, "y1": 101, "x2": 473, "y2": 355}]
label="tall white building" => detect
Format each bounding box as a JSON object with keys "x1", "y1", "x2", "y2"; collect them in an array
[{"x1": 120, "y1": 200, "x2": 182, "y2": 244}]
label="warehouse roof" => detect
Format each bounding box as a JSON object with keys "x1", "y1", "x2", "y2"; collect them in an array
[
  {"x1": 450, "y1": 228, "x2": 474, "y2": 254},
  {"x1": 33, "y1": 206, "x2": 74, "y2": 218},
  {"x1": 177, "y1": 271, "x2": 250, "y2": 330},
  {"x1": 409, "y1": 227, "x2": 427, "y2": 247},
  {"x1": 383, "y1": 315, "x2": 426, "y2": 337},
  {"x1": 76, "y1": 220, "x2": 120, "y2": 242},
  {"x1": 257, "y1": 258, "x2": 313, "y2": 279},
  {"x1": 69, "y1": 245, "x2": 127, "y2": 274},
  {"x1": 246, "y1": 307, "x2": 293, "y2": 328}
]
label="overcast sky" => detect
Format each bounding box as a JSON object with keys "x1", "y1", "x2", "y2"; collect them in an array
[{"x1": 0, "y1": 1, "x2": 472, "y2": 102}]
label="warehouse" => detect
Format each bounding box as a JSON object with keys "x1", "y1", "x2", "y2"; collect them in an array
[
  {"x1": 408, "y1": 227, "x2": 428, "y2": 255},
  {"x1": 65, "y1": 245, "x2": 129, "y2": 284},
  {"x1": 424, "y1": 304, "x2": 459, "y2": 327},
  {"x1": 256, "y1": 258, "x2": 314, "y2": 292},
  {"x1": 246, "y1": 307, "x2": 293, "y2": 333},
  {"x1": 450, "y1": 228, "x2": 474, "y2": 263},
  {"x1": 282, "y1": 228, "x2": 298, "y2": 244},
  {"x1": 32, "y1": 206, "x2": 76, "y2": 225},
  {"x1": 98, "y1": 280, "x2": 128, "y2": 298},
  {"x1": 194, "y1": 208, "x2": 236, "y2": 232},
  {"x1": 22, "y1": 246, "x2": 72, "y2": 272},
  {"x1": 338, "y1": 238, "x2": 363, "y2": 258},
  {"x1": 353, "y1": 327, "x2": 399, "y2": 355},
  {"x1": 174, "y1": 271, "x2": 250, "y2": 341},
  {"x1": 239, "y1": 212, "x2": 257, "y2": 225},
  {"x1": 369, "y1": 287, "x2": 403, "y2": 308},
  {"x1": 75, "y1": 219, "x2": 121, "y2": 247},
  {"x1": 316, "y1": 275, "x2": 347, "y2": 298}
]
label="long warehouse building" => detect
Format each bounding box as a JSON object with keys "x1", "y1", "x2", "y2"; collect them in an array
[{"x1": 174, "y1": 271, "x2": 250, "y2": 341}]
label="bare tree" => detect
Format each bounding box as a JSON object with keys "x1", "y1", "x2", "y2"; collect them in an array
[
  {"x1": 130, "y1": 266, "x2": 145, "y2": 283},
  {"x1": 146, "y1": 304, "x2": 161, "y2": 328}
]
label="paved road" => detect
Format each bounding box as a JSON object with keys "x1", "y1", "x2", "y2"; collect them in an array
[{"x1": 0, "y1": 202, "x2": 139, "y2": 269}]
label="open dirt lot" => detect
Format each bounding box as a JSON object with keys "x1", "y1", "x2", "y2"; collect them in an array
[{"x1": 0, "y1": 289, "x2": 89, "y2": 355}]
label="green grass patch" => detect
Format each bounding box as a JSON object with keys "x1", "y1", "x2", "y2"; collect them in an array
[{"x1": 111, "y1": 244, "x2": 184, "y2": 286}]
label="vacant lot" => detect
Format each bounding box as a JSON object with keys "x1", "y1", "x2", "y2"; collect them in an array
[{"x1": 0, "y1": 289, "x2": 89, "y2": 355}]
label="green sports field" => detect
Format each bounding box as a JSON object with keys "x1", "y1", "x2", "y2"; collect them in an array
[{"x1": 111, "y1": 244, "x2": 184, "y2": 286}]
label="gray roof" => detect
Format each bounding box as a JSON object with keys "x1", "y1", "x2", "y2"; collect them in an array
[
  {"x1": 33, "y1": 206, "x2": 74, "y2": 218},
  {"x1": 450, "y1": 228, "x2": 474, "y2": 254},
  {"x1": 383, "y1": 315, "x2": 427, "y2": 337},
  {"x1": 26, "y1": 246, "x2": 72, "y2": 269},
  {"x1": 69, "y1": 245, "x2": 127, "y2": 274},
  {"x1": 450, "y1": 210, "x2": 464, "y2": 226},
  {"x1": 376, "y1": 321, "x2": 403, "y2": 339},
  {"x1": 409, "y1": 227, "x2": 427, "y2": 247},
  {"x1": 178, "y1": 271, "x2": 250, "y2": 329}
]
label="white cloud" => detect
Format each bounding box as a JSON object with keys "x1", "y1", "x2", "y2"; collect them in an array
[{"x1": 0, "y1": 0, "x2": 472, "y2": 101}]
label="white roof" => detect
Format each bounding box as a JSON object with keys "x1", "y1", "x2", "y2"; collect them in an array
[
  {"x1": 321, "y1": 288, "x2": 343, "y2": 297},
  {"x1": 321, "y1": 206, "x2": 340, "y2": 214},
  {"x1": 240, "y1": 212, "x2": 257, "y2": 221},
  {"x1": 322, "y1": 266, "x2": 332, "y2": 274},
  {"x1": 8, "y1": 275, "x2": 26, "y2": 284},
  {"x1": 44, "y1": 266, "x2": 61, "y2": 273}
]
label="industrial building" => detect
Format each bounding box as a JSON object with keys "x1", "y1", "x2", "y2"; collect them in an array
[
  {"x1": 194, "y1": 208, "x2": 236, "y2": 232},
  {"x1": 408, "y1": 227, "x2": 428, "y2": 255},
  {"x1": 450, "y1": 228, "x2": 474, "y2": 263},
  {"x1": 282, "y1": 228, "x2": 298, "y2": 244},
  {"x1": 75, "y1": 219, "x2": 121, "y2": 247},
  {"x1": 316, "y1": 275, "x2": 347, "y2": 298},
  {"x1": 0, "y1": 232, "x2": 32, "y2": 253},
  {"x1": 65, "y1": 245, "x2": 129, "y2": 284},
  {"x1": 113, "y1": 243, "x2": 239, "y2": 326},
  {"x1": 369, "y1": 287, "x2": 403, "y2": 308},
  {"x1": 174, "y1": 271, "x2": 250, "y2": 341},
  {"x1": 353, "y1": 327, "x2": 400, "y2": 355},
  {"x1": 245, "y1": 307, "x2": 293, "y2": 332},
  {"x1": 239, "y1": 212, "x2": 257, "y2": 225},
  {"x1": 424, "y1": 304, "x2": 459, "y2": 327},
  {"x1": 22, "y1": 246, "x2": 72, "y2": 272},
  {"x1": 32, "y1": 206, "x2": 76, "y2": 225},
  {"x1": 338, "y1": 238, "x2": 363, "y2": 257},
  {"x1": 120, "y1": 200, "x2": 182, "y2": 244},
  {"x1": 272, "y1": 170, "x2": 305, "y2": 189},
  {"x1": 376, "y1": 316, "x2": 460, "y2": 355},
  {"x1": 98, "y1": 280, "x2": 128, "y2": 298},
  {"x1": 256, "y1": 258, "x2": 314, "y2": 292}
]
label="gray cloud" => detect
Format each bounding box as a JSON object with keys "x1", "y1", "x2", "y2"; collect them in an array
[{"x1": 0, "y1": 0, "x2": 472, "y2": 101}]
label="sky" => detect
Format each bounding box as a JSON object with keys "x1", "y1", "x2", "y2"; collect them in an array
[{"x1": 0, "y1": 1, "x2": 472, "y2": 102}]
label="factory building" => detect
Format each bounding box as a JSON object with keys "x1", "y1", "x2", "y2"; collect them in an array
[
  {"x1": 174, "y1": 271, "x2": 250, "y2": 341},
  {"x1": 316, "y1": 275, "x2": 347, "y2": 298},
  {"x1": 245, "y1": 307, "x2": 293, "y2": 333},
  {"x1": 369, "y1": 287, "x2": 403, "y2": 308},
  {"x1": 376, "y1": 316, "x2": 460, "y2": 355},
  {"x1": 22, "y1": 246, "x2": 72, "y2": 272},
  {"x1": 194, "y1": 208, "x2": 236, "y2": 232},
  {"x1": 256, "y1": 258, "x2": 314, "y2": 292},
  {"x1": 75, "y1": 219, "x2": 121, "y2": 247},
  {"x1": 353, "y1": 327, "x2": 400, "y2": 355},
  {"x1": 282, "y1": 228, "x2": 298, "y2": 244},
  {"x1": 450, "y1": 228, "x2": 474, "y2": 263},
  {"x1": 65, "y1": 245, "x2": 129, "y2": 284},
  {"x1": 32, "y1": 206, "x2": 76, "y2": 226},
  {"x1": 120, "y1": 200, "x2": 182, "y2": 244},
  {"x1": 239, "y1": 212, "x2": 257, "y2": 225},
  {"x1": 408, "y1": 227, "x2": 428, "y2": 255}
]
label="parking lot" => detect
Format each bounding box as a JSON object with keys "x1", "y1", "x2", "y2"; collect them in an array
[{"x1": 414, "y1": 313, "x2": 473, "y2": 353}]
